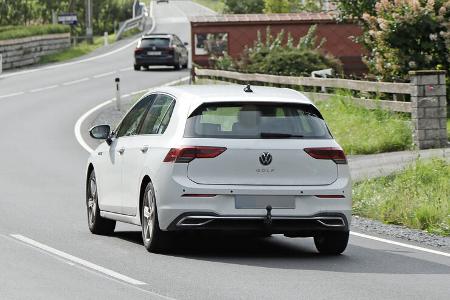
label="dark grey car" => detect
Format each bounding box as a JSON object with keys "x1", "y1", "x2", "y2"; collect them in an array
[{"x1": 134, "y1": 34, "x2": 188, "y2": 71}]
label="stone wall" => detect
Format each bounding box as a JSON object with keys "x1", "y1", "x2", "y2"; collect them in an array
[
  {"x1": 410, "y1": 70, "x2": 448, "y2": 149},
  {"x1": 0, "y1": 33, "x2": 70, "y2": 70}
]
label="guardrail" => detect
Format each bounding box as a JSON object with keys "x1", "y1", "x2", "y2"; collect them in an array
[
  {"x1": 115, "y1": 1, "x2": 151, "y2": 41},
  {"x1": 194, "y1": 68, "x2": 448, "y2": 149}
]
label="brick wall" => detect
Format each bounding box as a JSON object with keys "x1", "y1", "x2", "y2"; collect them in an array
[{"x1": 191, "y1": 15, "x2": 365, "y2": 75}]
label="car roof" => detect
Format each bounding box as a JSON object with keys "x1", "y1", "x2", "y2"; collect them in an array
[{"x1": 153, "y1": 85, "x2": 313, "y2": 105}]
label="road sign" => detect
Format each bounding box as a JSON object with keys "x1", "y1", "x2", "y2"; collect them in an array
[{"x1": 58, "y1": 13, "x2": 78, "y2": 26}]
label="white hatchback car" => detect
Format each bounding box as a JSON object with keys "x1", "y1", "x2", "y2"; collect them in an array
[{"x1": 86, "y1": 85, "x2": 351, "y2": 254}]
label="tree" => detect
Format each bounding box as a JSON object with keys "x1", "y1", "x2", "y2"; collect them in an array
[
  {"x1": 336, "y1": 0, "x2": 377, "y2": 22},
  {"x1": 224, "y1": 0, "x2": 264, "y2": 14},
  {"x1": 263, "y1": 0, "x2": 291, "y2": 13}
]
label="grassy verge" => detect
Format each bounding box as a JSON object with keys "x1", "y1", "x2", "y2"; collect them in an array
[
  {"x1": 0, "y1": 24, "x2": 70, "y2": 40},
  {"x1": 316, "y1": 94, "x2": 412, "y2": 155},
  {"x1": 353, "y1": 158, "x2": 450, "y2": 236},
  {"x1": 192, "y1": 0, "x2": 226, "y2": 12},
  {"x1": 39, "y1": 34, "x2": 116, "y2": 64}
]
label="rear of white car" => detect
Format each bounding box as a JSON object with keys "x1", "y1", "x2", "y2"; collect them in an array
[
  {"x1": 154, "y1": 90, "x2": 351, "y2": 254},
  {"x1": 87, "y1": 85, "x2": 351, "y2": 255}
]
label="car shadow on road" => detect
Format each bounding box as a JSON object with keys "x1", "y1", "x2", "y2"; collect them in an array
[{"x1": 112, "y1": 230, "x2": 450, "y2": 275}]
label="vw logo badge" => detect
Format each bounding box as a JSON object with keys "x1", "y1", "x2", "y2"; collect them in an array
[
  {"x1": 259, "y1": 152, "x2": 272, "y2": 166},
  {"x1": 152, "y1": 46, "x2": 156, "y2": 50}
]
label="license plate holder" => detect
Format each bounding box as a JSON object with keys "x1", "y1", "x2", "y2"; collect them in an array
[
  {"x1": 147, "y1": 51, "x2": 162, "y2": 56},
  {"x1": 235, "y1": 195, "x2": 295, "y2": 209}
]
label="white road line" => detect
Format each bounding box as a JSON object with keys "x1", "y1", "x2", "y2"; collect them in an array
[
  {"x1": 350, "y1": 231, "x2": 450, "y2": 258},
  {"x1": 74, "y1": 98, "x2": 114, "y2": 153},
  {"x1": 0, "y1": 91, "x2": 25, "y2": 99},
  {"x1": 10, "y1": 234, "x2": 146, "y2": 285},
  {"x1": 0, "y1": 39, "x2": 140, "y2": 79},
  {"x1": 63, "y1": 78, "x2": 89, "y2": 86},
  {"x1": 30, "y1": 85, "x2": 58, "y2": 93},
  {"x1": 94, "y1": 71, "x2": 116, "y2": 78},
  {"x1": 120, "y1": 67, "x2": 133, "y2": 72}
]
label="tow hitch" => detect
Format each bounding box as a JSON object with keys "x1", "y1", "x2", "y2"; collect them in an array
[{"x1": 264, "y1": 205, "x2": 272, "y2": 230}]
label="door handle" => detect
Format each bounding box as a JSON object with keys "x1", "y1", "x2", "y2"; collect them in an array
[
  {"x1": 118, "y1": 148, "x2": 125, "y2": 155},
  {"x1": 141, "y1": 145, "x2": 149, "y2": 153}
]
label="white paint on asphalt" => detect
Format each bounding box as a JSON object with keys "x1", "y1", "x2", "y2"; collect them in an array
[
  {"x1": 0, "y1": 38, "x2": 140, "y2": 79},
  {"x1": 63, "y1": 78, "x2": 89, "y2": 86},
  {"x1": 351, "y1": 231, "x2": 450, "y2": 258},
  {"x1": 30, "y1": 85, "x2": 58, "y2": 93},
  {"x1": 94, "y1": 71, "x2": 116, "y2": 78},
  {"x1": 0, "y1": 91, "x2": 25, "y2": 99},
  {"x1": 120, "y1": 67, "x2": 133, "y2": 72},
  {"x1": 10, "y1": 234, "x2": 147, "y2": 285}
]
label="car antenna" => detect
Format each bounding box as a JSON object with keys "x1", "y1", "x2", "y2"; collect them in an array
[{"x1": 244, "y1": 84, "x2": 253, "y2": 93}]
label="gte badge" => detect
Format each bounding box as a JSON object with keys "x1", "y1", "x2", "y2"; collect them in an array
[{"x1": 259, "y1": 152, "x2": 272, "y2": 166}]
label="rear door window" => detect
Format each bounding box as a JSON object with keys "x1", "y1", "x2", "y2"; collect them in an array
[
  {"x1": 139, "y1": 94, "x2": 175, "y2": 135},
  {"x1": 184, "y1": 102, "x2": 332, "y2": 139}
]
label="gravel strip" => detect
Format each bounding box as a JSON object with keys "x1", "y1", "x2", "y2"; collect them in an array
[{"x1": 351, "y1": 215, "x2": 449, "y2": 251}]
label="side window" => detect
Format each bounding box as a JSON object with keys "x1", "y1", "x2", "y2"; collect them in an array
[
  {"x1": 116, "y1": 94, "x2": 156, "y2": 137},
  {"x1": 139, "y1": 94, "x2": 175, "y2": 135}
]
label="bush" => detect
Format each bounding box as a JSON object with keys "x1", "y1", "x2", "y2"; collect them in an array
[
  {"x1": 0, "y1": 24, "x2": 70, "y2": 41},
  {"x1": 214, "y1": 26, "x2": 343, "y2": 76},
  {"x1": 361, "y1": 0, "x2": 450, "y2": 81},
  {"x1": 353, "y1": 158, "x2": 450, "y2": 236}
]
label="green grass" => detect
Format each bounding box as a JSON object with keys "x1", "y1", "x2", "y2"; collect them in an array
[
  {"x1": 316, "y1": 93, "x2": 412, "y2": 155},
  {"x1": 353, "y1": 158, "x2": 450, "y2": 236},
  {"x1": 192, "y1": 0, "x2": 226, "y2": 12},
  {"x1": 39, "y1": 34, "x2": 116, "y2": 64},
  {"x1": 0, "y1": 24, "x2": 70, "y2": 40}
]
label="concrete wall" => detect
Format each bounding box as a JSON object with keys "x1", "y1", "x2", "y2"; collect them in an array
[{"x1": 0, "y1": 33, "x2": 71, "y2": 70}]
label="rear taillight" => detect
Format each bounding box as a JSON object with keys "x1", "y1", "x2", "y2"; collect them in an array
[
  {"x1": 164, "y1": 146, "x2": 226, "y2": 163},
  {"x1": 134, "y1": 48, "x2": 144, "y2": 54},
  {"x1": 304, "y1": 147, "x2": 347, "y2": 164}
]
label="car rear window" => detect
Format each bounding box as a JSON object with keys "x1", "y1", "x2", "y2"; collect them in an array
[
  {"x1": 140, "y1": 38, "x2": 170, "y2": 48},
  {"x1": 184, "y1": 102, "x2": 332, "y2": 139}
]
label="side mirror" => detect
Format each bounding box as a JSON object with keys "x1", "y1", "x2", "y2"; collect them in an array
[{"x1": 89, "y1": 125, "x2": 111, "y2": 140}]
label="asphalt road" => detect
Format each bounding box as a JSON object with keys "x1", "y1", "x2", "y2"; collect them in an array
[{"x1": 0, "y1": 1, "x2": 449, "y2": 299}]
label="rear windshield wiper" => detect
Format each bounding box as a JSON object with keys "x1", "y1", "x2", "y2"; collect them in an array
[{"x1": 260, "y1": 132, "x2": 304, "y2": 139}]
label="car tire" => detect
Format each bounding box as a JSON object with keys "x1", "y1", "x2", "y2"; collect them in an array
[
  {"x1": 86, "y1": 170, "x2": 116, "y2": 235},
  {"x1": 314, "y1": 231, "x2": 349, "y2": 255},
  {"x1": 174, "y1": 58, "x2": 182, "y2": 70},
  {"x1": 141, "y1": 181, "x2": 171, "y2": 253},
  {"x1": 134, "y1": 64, "x2": 140, "y2": 71}
]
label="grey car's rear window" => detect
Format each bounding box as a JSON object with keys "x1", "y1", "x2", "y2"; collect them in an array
[
  {"x1": 184, "y1": 102, "x2": 332, "y2": 139},
  {"x1": 140, "y1": 38, "x2": 170, "y2": 47}
]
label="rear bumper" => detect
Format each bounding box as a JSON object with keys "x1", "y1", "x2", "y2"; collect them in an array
[
  {"x1": 168, "y1": 212, "x2": 349, "y2": 235},
  {"x1": 135, "y1": 55, "x2": 175, "y2": 66}
]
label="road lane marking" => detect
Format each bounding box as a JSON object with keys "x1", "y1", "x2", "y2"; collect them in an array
[
  {"x1": 30, "y1": 85, "x2": 58, "y2": 93},
  {"x1": 350, "y1": 231, "x2": 450, "y2": 258},
  {"x1": 63, "y1": 78, "x2": 89, "y2": 86},
  {"x1": 0, "y1": 91, "x2": 25, "y2": 99},
  {"x1": 10, "y1": 234, "x2": 146, "y2": 285},
  {"x1": 0, "y1": 38, "x2": 140, "y2": 79},
  {"x1": 74, "y1": 76, "x2": 189, "y2": 153},
  {"x1": 94, "y1": 71, "x2": 116, "y2": 78},
  {"x1": 120, "y1": 67, "x2": 133, "y2": 72}
]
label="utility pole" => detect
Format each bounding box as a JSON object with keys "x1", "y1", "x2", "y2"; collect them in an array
[{"x1": 85, "y1": 0, "x2": 93, "y2": 44}]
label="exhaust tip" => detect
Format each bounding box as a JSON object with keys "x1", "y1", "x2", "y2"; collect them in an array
[{"x1": 317, "y1": 217, "x2": 345, "y2": 227}]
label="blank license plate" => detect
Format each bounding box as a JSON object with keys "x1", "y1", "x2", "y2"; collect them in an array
[
  {"x1": 235, "y1": 196, "x2": 295, "y2": 209},
  {"x1": 147, "y1": 51, "x2": 161, "y2": 56}
]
